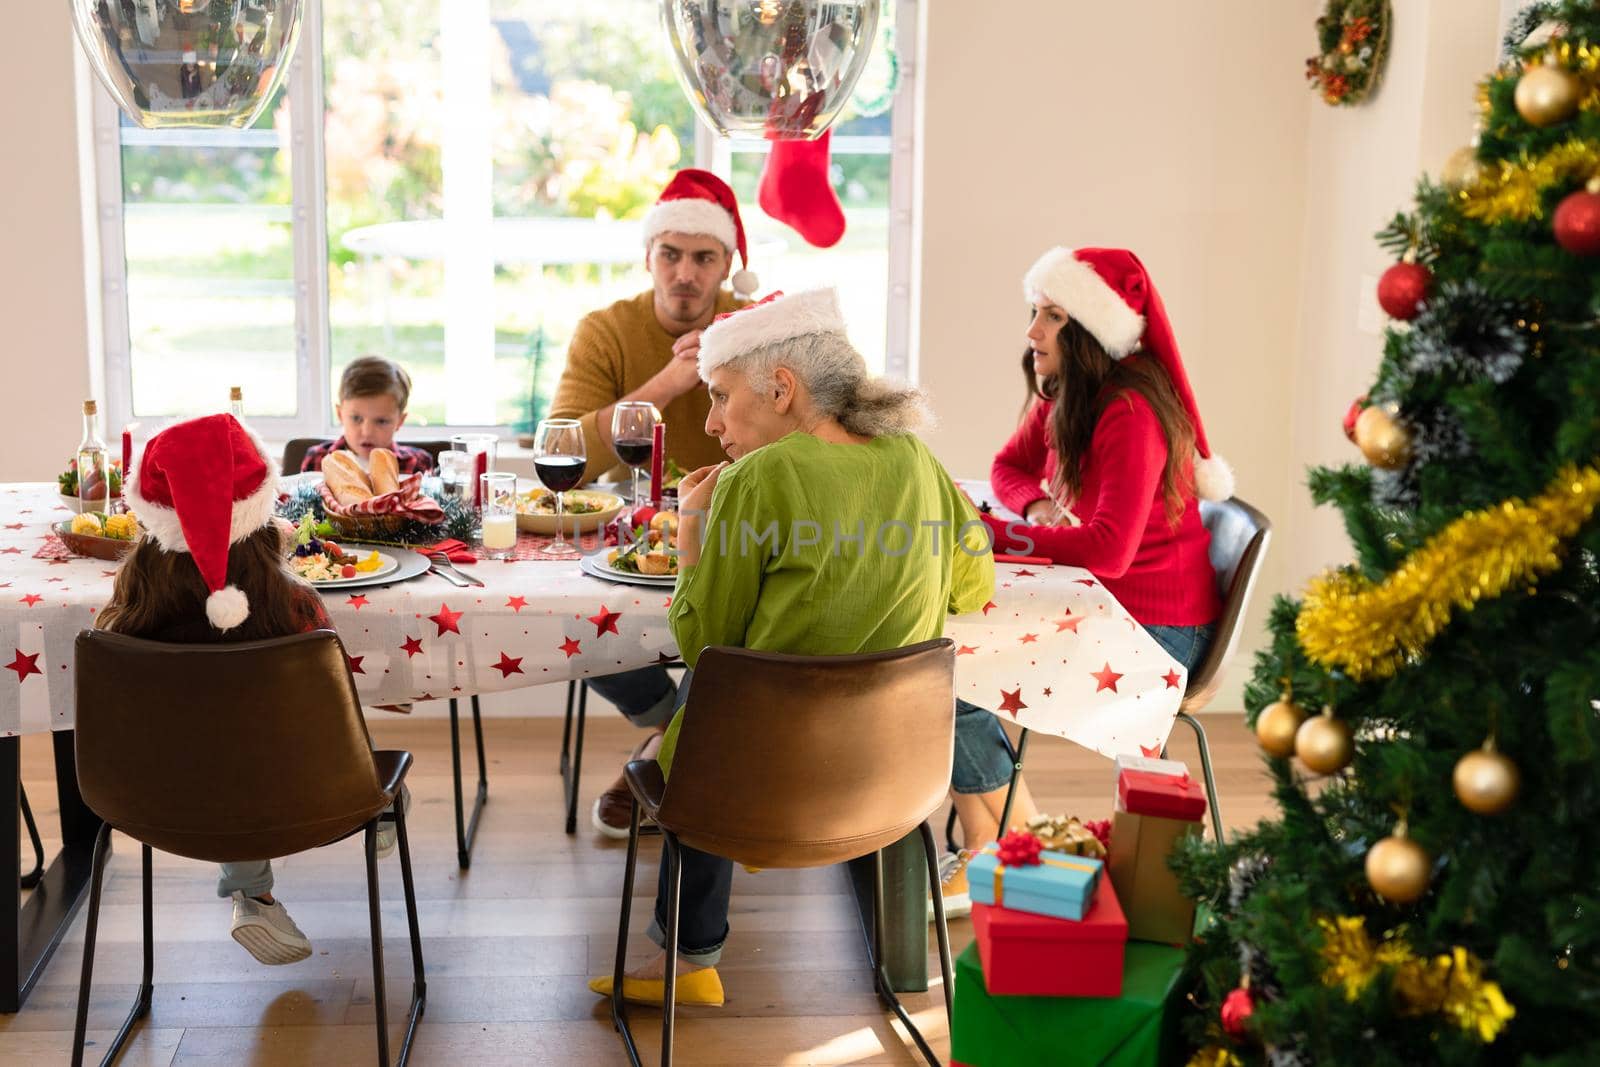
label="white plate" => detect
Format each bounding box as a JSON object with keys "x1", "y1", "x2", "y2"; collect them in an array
[
  {"x1": 298, "y1": 550, "x2": 400, "y2": 587},
  {"x1": 580, "y1": 550, "x2": 678, "y2": 586}
]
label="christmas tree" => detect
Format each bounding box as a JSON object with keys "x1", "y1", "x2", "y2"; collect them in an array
[{"x1": 1177, "y1": 3, "x2": 1600, "y2": 1063}]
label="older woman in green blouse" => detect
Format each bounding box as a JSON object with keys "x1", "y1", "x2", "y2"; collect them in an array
[{"x1": 589, "y1": 288, "x2": 994, "y2": 1008}]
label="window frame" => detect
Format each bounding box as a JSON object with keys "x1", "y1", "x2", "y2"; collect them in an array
[{"x1": 92, "y1": 0, "x2": 918, "y2": 440}]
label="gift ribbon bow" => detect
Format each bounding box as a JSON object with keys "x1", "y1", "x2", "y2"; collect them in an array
[{"x1": 978, "y1": 842, "x2": 1099, "y2": 908}]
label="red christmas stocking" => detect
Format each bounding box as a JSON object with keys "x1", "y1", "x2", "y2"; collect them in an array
[{"x1": 757, "y1": 129, "x2": 846, "y2": 248}]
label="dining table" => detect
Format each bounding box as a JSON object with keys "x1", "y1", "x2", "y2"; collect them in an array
[{"x1": 0, "y1": 479, "x2": 1185, "y2": 1007}]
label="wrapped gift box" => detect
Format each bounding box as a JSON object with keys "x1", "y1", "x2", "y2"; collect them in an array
[
  {"x1": 1116, "y1": 768, "x2": 1206, "y2": 820},
  {"x1": 971, "y1": 874, "x2": 1127, "y2": 996},
  {"x1": 968, "y1": 842, "x2": 1103, "y2": 921},
  {"x1": 950, "y1": 939, "x2": 1187, "y2": 1067},
  {"x1": 1112, "y1": 753, "x2": 1190, "y2": 781},
  {"x1": 1108, "y1": 808, "x2": 1200, "y2": 945}
]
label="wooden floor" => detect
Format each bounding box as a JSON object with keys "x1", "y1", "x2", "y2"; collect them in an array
[{"x1": 1, "y1": 711, "x2": 1273, "y2": 1065}]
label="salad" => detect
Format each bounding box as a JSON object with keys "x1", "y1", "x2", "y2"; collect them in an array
[
  {"x1": 606, "y1": 521, "x2": 678, "y2": 577},
  {"x1": 289, "y1": 514, "x2": 385, "y2": 582}
]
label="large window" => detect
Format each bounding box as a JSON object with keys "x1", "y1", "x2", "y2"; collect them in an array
[{"x1": 94, "y1": 0, "x2": 916, "y2": 440}]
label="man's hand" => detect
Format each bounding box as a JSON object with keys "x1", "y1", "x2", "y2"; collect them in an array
[{"x1": 647, "y1": 329, "x2": 706, "y2": 401}]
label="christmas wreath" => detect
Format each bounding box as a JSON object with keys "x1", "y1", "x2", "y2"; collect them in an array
[{"x1": 1305, "y1": 0, "x2": 1391, "y2": 106}]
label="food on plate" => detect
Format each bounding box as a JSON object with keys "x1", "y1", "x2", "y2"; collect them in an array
[
  {"x1": 662, "y1": 457, "x2": 686, "y2": 489},
  {"x1": 70, "y1": 510, "x2": 141, "y2": 541},
  {"x1": 649, "y1": 510, "x2": 679, "y2": 537},
  {"x1": 606, "y1": 522, "x2": 679, "y2": 576},
  {"x1": 517, "y1": 488, "x2": 615, "y2": 516},
  {"x1": 288, "y1": 514, "x2": 385, "y2": 582},
  {"x1": 368, "y1": 447, "x2": 400, "y2": 494},
  {"x1": 321, "y1": 450, "x2": 375, "y2": 505}
]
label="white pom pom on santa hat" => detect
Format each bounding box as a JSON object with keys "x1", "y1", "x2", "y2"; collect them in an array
[
  {"x1": 1193, "y1": 452, "x2": 1235, "y2": 502},
  {"x1": 206, "y1": 585, "x2": 250, "y2": 631}
]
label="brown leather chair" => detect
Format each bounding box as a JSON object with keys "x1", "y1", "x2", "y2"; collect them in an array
[
  {"x1": 281, "y1": 437, "x2": 455, "y2": 475},
  {"x1": 69, "y1": 630, "x2": 425, "y2": 1067},
  {"x1": 971, "y1": 496, "x2": 1274, "y2": 849},
  {"x1": 610, "y1": 639, "x2": 958, "y2": 1067}
]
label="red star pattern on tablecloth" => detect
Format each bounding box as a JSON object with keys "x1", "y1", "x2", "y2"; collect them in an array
[
  {"x1": 492, "y1": 652, "x2": 524, "y2": 678},
  {"x1": 3, "y1": 523, "x2": 22, "y2": 530},
  {"x1": 346, "y1": 655, "x2": 365, "y2": 675},
  {"x1": 0, "y1": 548, "x2": 21, "y2": 555},
  {"x1": 6, "y1": 650, "x2": 41, "y2": 682},
  {"x1": 18, "y1": 594, "x2": 41, "y2": 607},
  {"x1": 981, "y1": 601, "x2": 997, "y2": 615},
  {"x1": 1163, "y1": 669, "x2": 1182, "y2": 690},
  {"x1": 1019, "y1": 632, "x2": 1038, "y2": 644},
  {"x1": 428, "y1": 603, "x2": 464, "y2": 636},
  {"x1": 956, "y1": 645, "x2": 978, "y2": 656},
  {"x1": 1013, "y1": 569, "x2": 1037, "y2": 577},
  {"x1": 1055, "y1": 614, "x2": 1084, "y2": 633},
  {"x1": 506, "y1": 596, "x2": 527, "y2": 613},
  {"x1": 588, "y1": 605, "x2": 622, "y2": 637},
  {"x1": 1043, "y1": 687, "x2": 1053, "y2": 697},
  {"x1": 997, "y1": 687, "x2": 1028, "y2": 717},
  {"x1": 1074, "y1": 578, "x2": 1097, "y2": 587},
  {"x1": 1140, "y1": 743, "x2": 1162, "y2": 758},
  {"x1": 347, "y1": 594, "x2": 369, "y2": 610},
  {"x1": 400, "y1": 636, "x2": 424, "y2": 658},
  {"x1": 559, "y1": 637, "x2": 582, "y2": 658},
  {"x1": 1091, "y1": 662, "x2": 1124, "y2": 693}
]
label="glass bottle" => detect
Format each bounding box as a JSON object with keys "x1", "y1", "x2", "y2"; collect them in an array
[
  {"x1": 78, "y1": 399, "x2": 111, "y2": 514},
  {"x1": 229, "y1": 385, "x2": 244, "y2": 419}
]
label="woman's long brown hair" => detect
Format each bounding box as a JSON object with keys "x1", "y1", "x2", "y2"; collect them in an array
[
  {"x1": 1022, "y1": 316, "x2": 1197, "y2": 527},
  {"x1": 97, "y1": 525, "x2": 322, "y2": 642}
]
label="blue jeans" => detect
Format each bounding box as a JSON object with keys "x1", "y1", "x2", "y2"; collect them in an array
[
  {"x1": 949, "y1": 623, "x2": 1215, "y2": 796},
  {"x1": 585, "y1": 666, "x2": 679, "y2": 728}
]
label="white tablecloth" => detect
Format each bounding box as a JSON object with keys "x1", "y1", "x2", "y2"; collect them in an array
[{"x1": 0, "y1": 484, "x2": 1184, "y2": 758}]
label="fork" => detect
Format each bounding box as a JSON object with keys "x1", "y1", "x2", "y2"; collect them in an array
[{"x1": 428, "y1": 552, "x2": 484, "y2": 587}]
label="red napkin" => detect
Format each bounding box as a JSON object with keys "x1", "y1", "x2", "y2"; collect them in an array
[
  {"x1": 425, "y1": 538, "x2": 477, "y2": 565},
  {"x1": 996, "y1": 554, "x2": 1052, "y2": 566}
]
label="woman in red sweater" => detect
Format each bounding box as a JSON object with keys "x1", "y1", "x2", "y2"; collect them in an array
[{"x1": 941, "y1": 246, "x2": 1234, "y2": 913}]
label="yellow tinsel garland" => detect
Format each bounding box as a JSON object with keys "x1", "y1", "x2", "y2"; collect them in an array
[
  {"x1": 1317, "y1": 916, "x2": 1516, "y2": 1043},
  {"x1": 1296, "y1": 465, "x2": 1600, "y2": 681}
]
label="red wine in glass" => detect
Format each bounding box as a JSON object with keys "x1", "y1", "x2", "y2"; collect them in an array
[
  {"x1": 535, "y1": 456, "x2": 586, "y2": 493},
  {"x1": 613, "y1": 437, "x2": 653, "y2": 467}
]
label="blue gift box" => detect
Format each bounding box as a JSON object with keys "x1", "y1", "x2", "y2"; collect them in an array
[{"x1": 967, "y1": 842, "x2": 1104, "y2": 921}]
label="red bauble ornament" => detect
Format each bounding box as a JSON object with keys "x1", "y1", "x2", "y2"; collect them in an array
[
  {"x1": 1221, "y1": 985, "x2": 1255, "y2": 1038},
  {"x1": 1377, "y1": 261, "x2": 1431, "y2": 319},
  {"x1": 1553, "y1": 185, "x2": 1600, "y2": 256},
  {"x1": 1343, "y1": 394, "x2": 1369, "y2": 443}
]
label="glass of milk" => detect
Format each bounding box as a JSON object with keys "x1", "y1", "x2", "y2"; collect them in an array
[{"x1": 478, "y1": 472, "x2": 518, "y2": 560}]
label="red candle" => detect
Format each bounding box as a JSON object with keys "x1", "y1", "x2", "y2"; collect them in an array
[
  {"x1": 649, "y1": 423, "x2": 665, "y2": 506},
  {"x1": 120, "y1": 429, "x2": 131, "y2": 485},
  {"x1": 472, "y1": 450, "x2": 488, "y2": 507}
]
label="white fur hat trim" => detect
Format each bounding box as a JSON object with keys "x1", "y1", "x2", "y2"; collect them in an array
[
  {"x1": 642, "y1": 199, "x2": 738, "y2": 253},
  {"x1": 1023, "y1": 247, "x2": 1146, "y2": 359},
  {"x1": 698, "y1": 288, "x2": 847, "y2": 378}
]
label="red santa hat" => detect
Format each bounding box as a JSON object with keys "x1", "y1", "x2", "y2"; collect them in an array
[
  {"x1": 1023, "y1": 246, "x2": 1235, "y2": 501},
  {"x1": 125, "y1": 413, "x2": 280, "y2": 631},
  {"x1": 642, "y1": 168, "x2": 759, "y2": 299}
]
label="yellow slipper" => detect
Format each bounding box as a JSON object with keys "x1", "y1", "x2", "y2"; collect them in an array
[{"x1": 588, "y1": 967, "x2": 725, "y2": 1007}]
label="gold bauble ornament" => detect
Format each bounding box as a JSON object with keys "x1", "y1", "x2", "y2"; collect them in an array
[
  {"x1": 1515, "y1": 57, "x2": 1581, "y2": 128},
  {"x1": 1256, "y1": 698, "x2": 1306, "y2": 758},
  {"x1": 1354, "y1": 404, "x2": 1411, "y2": 470},
  {"x1": 1295, "y1": 708, "x2": 1354, "y2": 774},
  {"x1": 1453, "y1": 742, "x2": 1520, "y2": 815},
  {"x1": 1366, "y1": 826, "x2": 1431, "y2": 903},
  {"x1": 1440, "y1": 145, "x2": 1482, "y2": 190}
]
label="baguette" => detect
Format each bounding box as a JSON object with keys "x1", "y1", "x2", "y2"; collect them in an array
[
  {"x1": 322, "y1": 450, "x2": 373, "y2": 505},
  {"x1": 368, "y1": 447, "x2": 400, "y2": 495}
]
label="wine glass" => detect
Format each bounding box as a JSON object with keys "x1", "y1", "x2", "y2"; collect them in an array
[
  {"x1": 533, "y1": 418, "x2": 587, "y2": 556},
  {"x1": 611, "y1": 401, "x2": 659, "y2": 517}
]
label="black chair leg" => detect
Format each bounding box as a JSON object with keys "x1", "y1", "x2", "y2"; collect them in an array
[
  {"x1": 865, "y1": 847, "x2": 942, "y2": 1067},
  {"x1": 18, "y1": 781, "x2": 44, "y2": 889},
  {"x1": 563, "y1": 683, "x2": 588, "y2": 835},
  {"x1": 610, "y1": 798, "x2": 644, "y2": 1066},
  {"x1": 1175, "y1": 711, "x2": 1225, "y2": 843},
  {"x1": 449, "y1": 696, "x2": 489, "y2": 868},
  {"x1": 996, "y1": 727, "x2": 1031, "y2": 835},
  {"x1": 919, "y1": 823, "x2": 955, "y2": 1029},
  {"x1": 659, "y1": 832, "x2": 682, "y2": 1067},
  {"x1": 73, "y1": 825, "x2": 151, "y2": 1067},
  {"x1": 560, "y1": 681, "x2": 576, "y2": 777},
  {"x1": 390, "y1": 806, "x2": 427, "y2": 1063},
  {"x1": 364, "y1": 821, "x2": 391, "y2": 1067}
]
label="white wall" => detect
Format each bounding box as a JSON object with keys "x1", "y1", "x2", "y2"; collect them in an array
[{"x1": 0, "y1": 7, "x2": 96, "y2": 481}]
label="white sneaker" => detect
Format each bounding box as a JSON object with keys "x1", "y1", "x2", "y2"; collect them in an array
[
  {"x1": 230, "y1": 892, "x2": 312, "y2": 965},
  {"x1": 930, "y1": 850, "x2": 973, "y2": 921}
]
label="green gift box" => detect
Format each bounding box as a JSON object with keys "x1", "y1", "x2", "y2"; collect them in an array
[{"x1": 950, "y1": 940, "x2": 1187, "y2": 1067}]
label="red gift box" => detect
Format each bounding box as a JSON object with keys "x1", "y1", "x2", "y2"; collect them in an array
[
  {"x1": 1116, "y1": 769, "x2": 1205, "y2": 821},
  {"x1": 971, "y1": 874, "x2": 1127, "y2": 997}
]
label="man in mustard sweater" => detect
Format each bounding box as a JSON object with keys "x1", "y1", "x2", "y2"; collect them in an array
[{"x1": 549, "y1": 168, "x2": 760, "y2": 837}]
